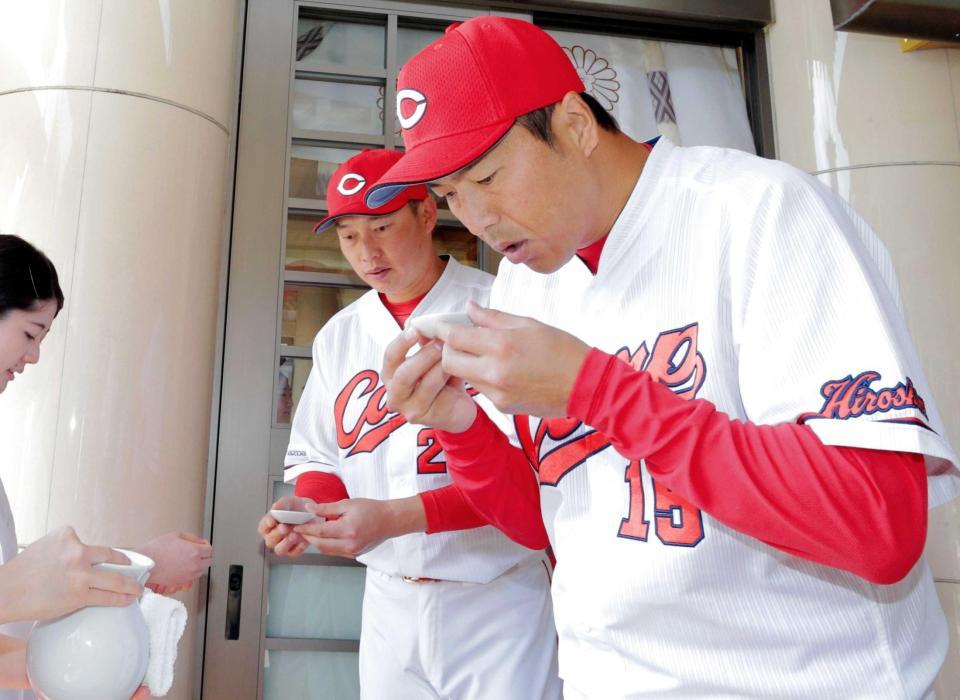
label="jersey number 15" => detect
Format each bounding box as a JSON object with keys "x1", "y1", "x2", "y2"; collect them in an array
[{"x1": 618, "y1": 460, "x2": 704, "y2": 547}]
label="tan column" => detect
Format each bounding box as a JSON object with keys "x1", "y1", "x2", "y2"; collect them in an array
[
  {"x1": 765, "y1": 1, "x2": 960, "y2": 694},
  {"x1": 0, "y1": 2, "x2": 242, "y2": 697}
]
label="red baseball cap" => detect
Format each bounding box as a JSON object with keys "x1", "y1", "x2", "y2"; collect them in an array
[
  {"x1": 313, "y1": 149, "x2": 429, "y2": 233},
  {"x1": 365, "y1": 17, "x2": 584, "y2": 209}
]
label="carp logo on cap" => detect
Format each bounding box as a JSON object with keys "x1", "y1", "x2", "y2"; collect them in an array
[
  {"x1": 337, "y1": 173, "x2": 366, "y2": 196},
  {"x1": 396, "y1": 88, "x2": 428, "y2": 130}
]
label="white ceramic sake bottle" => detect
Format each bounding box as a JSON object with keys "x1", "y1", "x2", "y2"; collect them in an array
[{"x1": 26, "y1": 548, "x2": 153, "y2": 700}]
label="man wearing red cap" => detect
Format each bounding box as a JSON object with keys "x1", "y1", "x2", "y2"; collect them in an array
[
  {"x1": 378, "y1": 17, "x2": 959, "y2": 699},
  {"x1": 258, "y1": 149, "x2": 560, "y2": 700}
]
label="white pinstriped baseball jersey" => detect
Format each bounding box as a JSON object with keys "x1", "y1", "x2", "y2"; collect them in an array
[
  {"x1": 285, "y1": 256, "x2": 535, "y2": 583},
  {"x1": 488, "y1": 138, "x2": 960, "y2": 698}
]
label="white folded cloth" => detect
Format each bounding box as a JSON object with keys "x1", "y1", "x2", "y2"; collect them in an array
[{"x1": 138, "y1": 590, "x2": 188, "y2": 697}]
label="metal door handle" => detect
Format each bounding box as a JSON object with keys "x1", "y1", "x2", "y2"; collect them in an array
[{"x1": 225, "y1": 565, "x2": 243, "y2": 640}]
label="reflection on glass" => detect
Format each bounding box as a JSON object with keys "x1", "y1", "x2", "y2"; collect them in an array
[
  {"x1": 267, "y1": 565, "x2": 365, "y2": 640},
  {"x1": 434, "y1": 226, "x2": 478, "y2": 268},
  {"x1": 292, "y1": 79, "x2": 383, "y2": 135},
  {"x1": 263, "y1": 650, "x2": 360, "y2": 699},
  {"x1": 287, "y1": 218, "x2": 478, "y2": 275},
  {"x1": 397, "y1": 25, "x2": 443, "y2": 66},
  {"x1": 289, "y1": 145, "x2": 361, "y2": 200},
  {"x1": 274, "y1": 480, "x2": 295, "y2": 502},
  {"x1": 281, "y1": 285, "x2": 366, "y2": 347},
  {"x1": 276, "y1": 358, "x2": 312, "y2": 425},
  {"x1": 286, "y1": 213, "x2": 364, "y2": 278},
  {"x1": 295, "y1": 17, "x2": 385, "y2": 71}
]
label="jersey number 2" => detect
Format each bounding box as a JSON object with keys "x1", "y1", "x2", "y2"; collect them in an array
[
  {"x1": 416, "y1": 429, "x2": 446, "y2": 474},
  {"x1": 618, "y1": 460, "x2": 704, "y2": 546}
]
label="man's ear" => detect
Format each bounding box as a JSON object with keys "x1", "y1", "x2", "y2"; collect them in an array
[
  {"x1": 420, "y1": 196, "x2": 439, "y2": 234},
  {"x1": 552, "y1": 91, "x2": 600, "y2": 159}
]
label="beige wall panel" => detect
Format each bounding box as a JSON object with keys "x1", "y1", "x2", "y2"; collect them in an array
[
  {"x1": 94, "y1": 0, "x2": 243, "y2": 126},
  {"x1": 951, "y1": 50, "x2": 960, "y2": 139},
  {"x1": 767, "y1": 0, "x2": 960, "y2": 172},
  {"x1": 45, "y1": 91, "x2": 228, "y2": 548},
  {"x1": 0, "y1": 89, "x2": 90, "y2": 541},
  {"x1": 0, "y1": 0, "x2": 102, "y2": 93},
  {"x1": 928, "y1": 500, "x2": 960, "y2": 582}
]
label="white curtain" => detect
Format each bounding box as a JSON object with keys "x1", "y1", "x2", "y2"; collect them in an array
[{"x1": 547, "y1": 29, "x2": 757, "y2": 154}]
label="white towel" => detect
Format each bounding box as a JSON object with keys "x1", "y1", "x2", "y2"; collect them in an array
[{"x1": 138, "y1": 590, "x2": 188, "y2": 697}]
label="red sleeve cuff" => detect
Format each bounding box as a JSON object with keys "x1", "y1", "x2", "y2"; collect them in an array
[
  {"x1": 567, "y1": 347, "x2": 619, "y2": 422},
  {"x1": 435, "y1": 406, "x2": 492, "y2": 460},
  {"x1": 294, "y1": 471, "x2": 349, "y2": 504},
  {"x1": 418, "y1": 485, "x2": 487, "y2": 534}
]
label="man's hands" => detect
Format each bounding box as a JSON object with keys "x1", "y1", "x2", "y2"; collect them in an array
[
  {"x1": 259, "y1": 496, "x2": 427, "y2": 560},
  {"x1": 0, "y1": 527, "x2": 142, "y2": 624},
  {"x1": 437, "y1": 303, "x2": 590, "y2": 416},
  {"x1": 258, "y1": 496, "x2": 316, "y2": 558},
  {"x1": 137, "y1": 532, "x2": 213, "y2": 595},
  {"x1": 384, "y1": 302, "x2": 591, "y2": 427},
  {"x1": 293, "y1": 497, "x2": 426, "y2": 559},
  {"x1": 382, "y1": 334, "x2": 478, "y2": 433}
]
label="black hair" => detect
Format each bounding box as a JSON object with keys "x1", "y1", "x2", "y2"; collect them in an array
[
  {"x1": 516, "y1": 92, "x2": 621, "y2": 146},
  {"x1": 0, "y1": 235, "x2": 64, "y2": 319}
]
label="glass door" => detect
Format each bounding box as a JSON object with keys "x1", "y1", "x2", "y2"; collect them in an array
[{"x1": 268, "y1": 6, "x2": 506, "y2": 692}]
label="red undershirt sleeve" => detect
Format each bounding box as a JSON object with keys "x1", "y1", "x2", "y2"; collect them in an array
[
  {"x1": 436, "y1": 409, "x2": 550, "y2": 550},
  {"x1": 292, "y1": 467, "x2": 492, "y2": 534},
  {"x1": 418, "y1": 485, "x2": 489, "y2": 533},
  {"x1": 294, "y1": 470, "x2": 350, "y2": 502},
  {"x1": 294, "y1": 471, "x2": 349, "y2": 521},
  {"x1": 569, "y1": 348, "x2": 927, "y2": 584}
]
